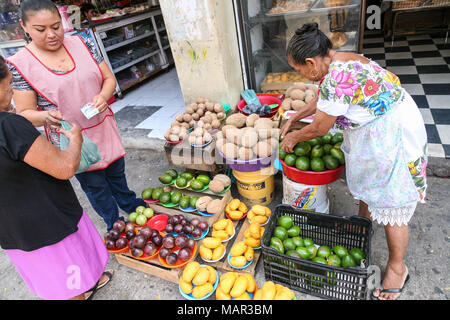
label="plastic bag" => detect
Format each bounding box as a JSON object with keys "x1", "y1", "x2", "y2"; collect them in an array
[
  {"x1": 241, "y1": 89, "x2": 261, "y2": 106},
  {"x1": 59, "y1": 120, "x2": 101, "y2": 174}
]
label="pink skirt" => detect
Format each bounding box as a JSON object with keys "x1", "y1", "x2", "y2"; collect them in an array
[{"x1": 5, "y1": 211, "x2": 109, "y2": 300}]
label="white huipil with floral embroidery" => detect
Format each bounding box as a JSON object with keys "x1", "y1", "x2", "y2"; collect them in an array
[{"x1": 317, "y1": 59, "x2": 428, "y2": 226}]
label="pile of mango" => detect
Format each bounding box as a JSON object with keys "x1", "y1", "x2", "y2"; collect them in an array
[
  {"x1": 253, "y1": 281, "x2": 295, "y2": 300},
  {"x1": 225, "y1": 199, "x2": 248, "y2": 220},
  {"x1": 229, "y1": 240, "x2": 254, "y2": 267},
  {"x1": 211, "y1": 218, "x2": 234, "y2": 241},
  {"x1": 180, "y1": 262, "x2": 217, "y2": 299},
  {"x1": 199, "y1": 237, "x2": 226, "y2": 261},
  {"x1": 243, "y1": 221, "x2": 265, "y2": 249},
  {"x1": 247, "y1": 204, "x2": 271, "y2": 225},
  {"x1": 216, "y1": 272, "x2": 257, "y2": 300}
]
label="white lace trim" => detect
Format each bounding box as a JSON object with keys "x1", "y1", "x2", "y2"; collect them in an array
[{"x1": 369, "y1": 202, "x2": 418, "y2": 227}]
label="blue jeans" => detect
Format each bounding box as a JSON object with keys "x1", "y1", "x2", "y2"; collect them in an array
[{"x1": 75, "y1": 157, "x2": 145, "y2": 231}]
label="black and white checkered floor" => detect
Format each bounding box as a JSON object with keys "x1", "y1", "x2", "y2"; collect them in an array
[{"x1": 363, "y1": 30, "x2": 450, "y2": 158}]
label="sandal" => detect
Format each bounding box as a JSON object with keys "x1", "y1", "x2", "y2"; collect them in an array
[
  {"x1": 84, "y1": 269, "x2": 114, "y2": 300},
  {"x1": 372, "y1": 273, "x2": 410, "y2": 300}
]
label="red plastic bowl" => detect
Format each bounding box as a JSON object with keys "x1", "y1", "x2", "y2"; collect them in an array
[
  {"x1": 147, "y1": 214, "x2": 169, "y2": 232},
  {"x1": 237, "y1": 94, "x2": 282, "y2": 119},
  {"x1": 280, "y1": 159, "x2": 345, "y2": 185}
]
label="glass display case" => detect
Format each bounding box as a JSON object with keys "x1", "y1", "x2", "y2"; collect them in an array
[
  {"x1": 0, "y1": 0, "x2": 27, "y2": 58},
  {"x1": 234, "y1": 0, "x2": 366, "y2": 93}
]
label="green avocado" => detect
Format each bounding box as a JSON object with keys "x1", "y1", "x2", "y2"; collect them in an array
[
  {"x1": 196, "y1": 174, "x2": 211, "y2": 185},
  {"x1": 141, "y1": 188, "x2": 153, "y2": 200},
  {"x1": 327, "y1": 254, "x2": 341, "y2": 267},
  {"x1": 303, "y1": 238, "x2": 314, "y2": 247},
  {"x1": 190, "y1": 179, "x2": 205, "y2": 191},
  {"x1": 171, "y1": 191, "x2": 182, "y2": 204},
  {"x1": 350, "y1": 248, "x2": 365, "y2": 265},
  {"x1": 307, "y1": 138, "x2": 322, "y2": 147},
  {"x1": 151, "y1": 188, "x2": 163, "y2": 201},
  {"x1": 283, "y1": 238, "x2": 296, "y2": 251},
  {"x1": 295, "y1": 247, "x2": 311, "y2": 260},
  {"x1": 159, "y1": 173, "x2": 173, "y2": 184},
  {"x1": 330, "y1": 147, "x2": 345, "y2": 165},
  {"x1": 287, "y1": 225, "x2": 301, "y2": 238},
  {"x1": 342, "y1": 255, "x2": 357, "y2": 268},
  {"x1": 284, "y1": 154, "x2": 297, "y2": 167},
  {"x1": 165, "y1": 169, "x2": 178, "y2": 179},
  {"x1": 270, "y1": 237, "x2": 285, "y2": 254},
  {"x1": 332, "y1": 245, "x2": 349, "y2": 258},
  {"x1": 323, "y1": 155, "x2": 339, "y2": 170},
  {"x1": 321, "y1": 133, "x2": 333, "y2": 145},
  {"x1": 294, "y1": 142, "x2": 311, "y2": 157},
  {"x1": 159, "y1": 192, "x2": 171, "y2": 204},
  {"x1": 306, "y1": 245, "x2": 318, "y2": 259},
  {"x1": 175, "y1": 176, "x2": 188, "y2": 188},
  {"x1": 317, "y1": 246, "x2": 332, "y2": 259},
  {"x1": 179, "y1": 196, "x2": 190, "y2": 209},
  {"x1": 190, "y1": 196, "x2": 199, "y2": 208},
  {"x1": 295, "y1": 156, "x2": 310, "y2": 171},
  {"x1": 291, "y1": 236, "x2": 304, "y2": 248},
  {"x1": 331, "y1": 132, "x2": 344, "y2": 145},
  {"x1": 323, "y1": 143, "x2": 333, "y2": 155},
  {"x1": 310, "y1": 157, "x2": 325, "y2": 172},
  {"x1": 277, "y1": 215, "x2": 293, "y2": 229},
  {"x1": 286, "y1": 250, "x2": 301, "y2": 258},
  {"x1": 312, "y1": 256, "x2": 327, "y2": 264},
  {"x1": 181, "y1": 171, "x2": 194, "y2": 181},
  {"x1": 273, "y1": 226, "x2": 288, "y2": 241},
  {"x1": 311, "y1": 145, "x2": 324, "y2": 158}
]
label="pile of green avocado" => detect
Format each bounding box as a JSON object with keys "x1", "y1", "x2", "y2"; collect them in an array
[
  {"x1": 142, "y1": 185, "x2": 199, "y2": 209},
  {"x1": 158, "y1": 169, "x2": 212, "y2": 191},
  {"x1": 279, "y1": 132, "x2": 345, "y2": 172},
  {"x1": 269, "y1": 215, "x2": 365, "y2": 268}
]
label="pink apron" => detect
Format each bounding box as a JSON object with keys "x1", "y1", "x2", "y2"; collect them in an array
[{"x1": 7, "y1": 36, "x2": 125, "y2": 172}]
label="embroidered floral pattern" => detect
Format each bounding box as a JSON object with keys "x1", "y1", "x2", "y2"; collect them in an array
[{"x1": 408, "y1": 154, "x2": 427, "y2": 201}]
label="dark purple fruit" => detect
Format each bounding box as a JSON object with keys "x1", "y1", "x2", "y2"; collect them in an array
[
  {"x1": 167, "y1": 216, "x2": 174, "y2": 225},
  {"x1": 115, "y1": 237, "x2": 128, "y2": 249},
  {"x1": 190, "y1": 218, "x2": 200, "y2": 227},
  {"x1": 109, "y1": 229, "x2": 121, "y2": 241},
  {"x1": 187, "y1": 238, "x2": 196, "y2": 250},
  {"x1": 165, "y1": 223, "x2": 174, "y2": 233},
  {"x1": 126, "y1": 230, "x2": 136, "y2": 240},
  {"x1": 150, "y1": 229, "x2": 160, "y2": 238},
  {"x1": 162, "y1": 234, "x2": 175, "y2": 249},
  {"x1": 174, "y1": 224, "x2": 183, "y2": 234},
  {"x1": 143, "y1": 242, "x2": 156, "y2": 256},
  {"x1": 183, "y1": 224, "x2": 193, "y2": 235},
  {"x1": 131, "y1": 248, "x2": 143, "y2": 257},
  {"x1": 128, "y1": 238, "x2": 136, "y2": 250},
  {"x1": 159, "y1": 247, "x2": 171, "y2": 259},
  {"x1": 104, "y1": 231, "x2": 112, "y2": 241},
  {"x1": 172, "y1": 215, "x2": 180, "y2": 225},
  {"x1": 133, "y1": 235, "x2": 146, "y2": 249},
  {"x1": 113, "y1": 220, "x2": 125, "y2": 233},
  {"x1": 180, "y1": 218, "x2": 187, "y2": 226},
  {"x1": 192, "y1": 227, "x2": 202, "y2": 239},
  {"x1": 105, "y1": 239, "x2": 116, "y2": 250},
  {"x1": 166, "y1": 253, "x2": 178, "y2": 265},
  {"x1": 152, "y1": 234, "x2": 163, "y2": 247},
  {"x1": 175, "y1": 234, "x2": 188, "y2": 248},
  {"x1": 139, "y1": 226, "x2": 153, "y2": 239},
  {"x1": 124, "y1": 222, "x2": 135, "y2": 233},
  {"x1": 198, "y1": 221, "x2": 208, "y2": 231},
  {"x1": 178, "y1": 247, "x2": 191, "y2": 262}
]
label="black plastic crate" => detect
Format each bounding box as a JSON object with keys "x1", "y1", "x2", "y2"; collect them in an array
[{"x1": 261, "y1": 205, "x2": 373, "y2": 300}]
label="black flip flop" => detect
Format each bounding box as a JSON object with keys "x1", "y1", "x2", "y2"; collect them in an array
[
  {"x1": 84, "y1": 270, "x2": 114, "y2": 300},
  {"x1": 372, "y1": 274, "x2": 410, "y2": 300}
]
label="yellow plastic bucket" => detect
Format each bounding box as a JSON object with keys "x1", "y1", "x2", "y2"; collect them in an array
[{"x1": 232, "y1": 168, "x2": 275, "y2": 206}]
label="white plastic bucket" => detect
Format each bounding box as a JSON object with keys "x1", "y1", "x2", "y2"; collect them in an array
[{"x1": 282, "y1": 173, "x2": 329, "y2": 214}]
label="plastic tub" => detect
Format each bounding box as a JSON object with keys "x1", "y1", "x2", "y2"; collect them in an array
[
  {"x1": 233, "y1": 168, "x2": 275, "y2": 206},
  {"x1": 279, "y1": 159, "x2": 345, "y2": 185},
  {"x1": 237, "y1": 94, "x2": 282, "y2": 119},
  {"x1": 218, "y1": 149, "x2": 275, "y2": 172}
]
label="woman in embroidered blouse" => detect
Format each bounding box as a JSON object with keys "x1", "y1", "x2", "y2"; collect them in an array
[{"x1": 280, "y1": 23, "x2": 427, "y2": 300}]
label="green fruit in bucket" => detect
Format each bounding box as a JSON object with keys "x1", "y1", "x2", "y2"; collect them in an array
[
  {"x1": 129, "y1": 212, "x2": 138, "y2": 223},
  {"x1": 284, "y1": 154, "x2": 297, "y2": 167},
  {"x1": 295, "y1": 156, "x2": 310, "y2": 171},
  {"x1": 310, "y1": 157, "x2": 325, "y2": 172},
  {"x1": 331, "y1": 132, "x2": 344, "y2": 145},
  {"x1": 136, "y1": 214, "x2": 147, "y2": 226},
  {"x1": 321, "y1": 133, "x2": 333, "y2": 145},
  {"x1": 330, "y1": 147, "x2": 345, "y2": 165},
  {"x1": 307, "y1": 138, "x2": 322, "y2": 147},
  {"x1": 294, "y1": 142, "x2": 311, "y2": 157},
  {"x1": 159, "y1": 173, "x2": 173, "y2": 184},
  {"x1": 311, "y1": 145, "x2": 324, "y2": 158},
  {"x1": 323, "y1": 155, "x2": 339, "y2": 170},
  {"x1": 278, "y1": 146, "x2": 287, "y2": 160},
  {"x1": 323, "y1": 144, "x2": 333, "y2": 155}
]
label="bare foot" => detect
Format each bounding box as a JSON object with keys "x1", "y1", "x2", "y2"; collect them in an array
[{"x1": 373, "y1": 263, "x2": 409, "y2": 300}]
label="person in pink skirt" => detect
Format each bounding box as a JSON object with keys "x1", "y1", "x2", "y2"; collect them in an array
[{"x1": 0, "y1": 55, "x2": 113, "y2": 300}]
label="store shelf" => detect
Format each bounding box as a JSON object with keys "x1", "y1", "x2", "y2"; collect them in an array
[
  {"x1": 113, "y1": 50, "x2": 160, "y2": 73},
  {"x1": 105, "y1": 31, "x2": 156, "y2": 52},
  {"x1": 0, "y1": 39, "x2": 27, "y2": 49},
  {"x1": 119, "y1": 66, "x2": 163, "y2": 91}
]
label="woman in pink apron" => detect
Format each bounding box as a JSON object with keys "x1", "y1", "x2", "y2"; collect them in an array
[{"x1": 7, "y1": 0, "x2": 145, "y2": 231}]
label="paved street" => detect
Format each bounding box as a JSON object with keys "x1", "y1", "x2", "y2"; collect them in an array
[{"x1": 0, "y1": 148, "x2": 448, "y2": 300}]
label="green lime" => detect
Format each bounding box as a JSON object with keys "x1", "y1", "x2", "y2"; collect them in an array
[
  {"x1": 294, "y1": 142, "x2": 311, "y2": 157},
  {"x1": 283, "y1": 238, "x2": 296, "y2": 251},
  {"x1": 136, "y1": 214, "x2": 147, "y2": 226},
  {"x1": 277, "y1": 215, "x2": 294, "y2": 229},
  {"x1": 342, "y1": 255, "x2": 357, "y2": 268},
  {"x1": 321, "y1": 133, "x2": 333, "y2": 145},
  {"x1": 323, "y1": 144, "x2": 333, "y2": 155},
  {"x1": 295, "y1": 156, "x2": 310, "y2": 171},
  {"x1": 278, "y1": 146, "x2": 287, "y2": 160},
  {"x1": 311, "y1": 145, "x2": 324, "y2": 158},
  {"x1": 273, "y1": 226, "x2": 288, "y2": 241},
  {"x1": 284, "y1": 154, "x2": 297, "y2": 167},
  {"x1": 331, "y1": 132, "x2": 344, "y2": 145},
  {"x1": 287, "y1": 225, "x2": 301, "y2": 237},
  {"x1": 323, "y1": 155, "x2": 339, "y2": 170},
  {"x1": 310, "y1": 157, "x2": 325, "y2": 172},
  {"x1": 307, "y1": 138, "x2": 322, "y2": 147}
]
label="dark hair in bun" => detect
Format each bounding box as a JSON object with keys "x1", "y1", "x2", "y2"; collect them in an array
[
  {"x1": 286, "y1": 23, "x2": 332, "y2": 65},
  {"x1": 20, "y1": 0, "x2": 61, "y2": 25}
]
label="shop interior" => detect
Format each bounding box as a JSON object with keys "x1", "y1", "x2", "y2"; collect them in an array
[{"x1": 0, "y1": 0, "x2": 449, "y2": 157}]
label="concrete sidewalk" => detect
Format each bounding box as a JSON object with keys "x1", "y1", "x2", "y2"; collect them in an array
[{"x1": 0, "y1": 148, "x2": 448, "y2": 300}]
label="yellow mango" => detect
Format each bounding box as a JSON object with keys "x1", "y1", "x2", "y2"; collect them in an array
[
  {"x1": 243, "y1": 274, "x2": 257, "y2": 293},
  {"x1": 247, "y1": 210, "x2": 255, "y2": 221},
  {"x1": 213, "y1": 219, "x2": 229, "y2": 231},
  {"x1": 203, "y1": 265, "x2": 217, "y2": 284},
  {"x1": 238, "y1": 202, "x2": 248, "y2": 214},
  {"x1": 192, "y1": 266, "x2": 210, "y2": 286},
  {"x1": 192, "y1": 282, "x2": 214, "y2": 299},
  {"x1": 230, "y1": 275, "x2": 248, "y2": 298},
  {"x1": 216, "y1": 285, "x2": 231, "y2": 300},
  {"x1": 229, "y1": 210, "x2": 243, "y2": 220},
  {"x1": 265, "y1": 207, "x2": 272, "y2": 217},
  {"x1": 230, "y1": 256, "x2": 247, "y2": 268},
  {"x1": 252, "y1": 215, "x2": 267, "y2": 225},
  {"x1": 179, "y1": 277, "x2": 193, "y2": 294},
  {"x1": 225, "y1": 221, "x2": 234, "y2": 236},
  {"x1": 244, "y1": 237, "x2": 260, "y2": 249},
  {"x1": 261, "y1": 281, "x2": 276, "y2": 300},
  {"x1": 252, "y1": 205, "x2": 266, "y2": 216},
  {"x1": 212, "y1": 244, "x2": 225, "y2": 260},
  {"x1": 225, "y1": 203, "x2": 232, "y2": 215},
  {"x1": 220, "y1": 273, "x2": 238, "y2": 294},
  {"x1": 253, "y1": 289, "x2": 263, "y2": 300},
  {"x1": 199, "y1": 245, "x2": 213, "y2": 260},
  {"x1": 244, "y1": 228, "x2": 251, "y2": 239},
  {"x1": 260, "y1": 227, "x2": 265, "y2": 238},
  {"x1": 212, "y1": 230, "x2": 229, "y2": 241},
  {"x1": 220, "y1": 271, "x2": 238, "y2": 283},
  {"x1": 274, "y1": 287, "x2": 295, "y2": 300},
  {"x1": 230, "y1": 241, "x2": 247, "y2": 257},
  {"x1": 244, "y1": 246, "x2": 254, "y2": 261},
  {"x1": 182, "y1": 261, "x2": 201, "y2": 283},
  {"x1": 249, "y1": 222, "x2": 262, "y2": 239},
  {"x1": 202, "y1": 237, "x2": 221, "y2": 249},
  {"x1": 229, "y1": 199, "x2": 241, "y2": 211},
  {"x1": 234, "y1": 292, "x2": 251, "y2": 300}
]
